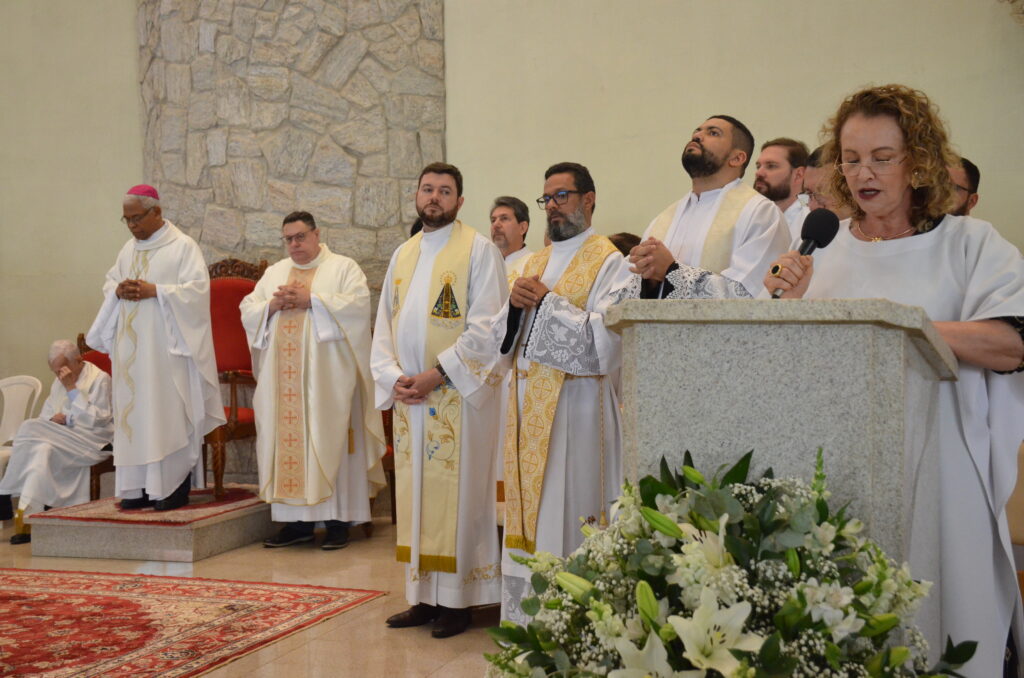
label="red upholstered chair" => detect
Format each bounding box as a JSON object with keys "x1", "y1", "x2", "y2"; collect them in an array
[
  {"x1": 77, "y1": 334, "x2": 115, "y2": 501},
  {"x1": 204, "y1": 258, "x2": 267, "y2": 499}
]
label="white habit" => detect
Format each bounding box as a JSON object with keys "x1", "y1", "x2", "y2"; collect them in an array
[
  {"x1": 804, "y1": 215, "x2": 1024, "y2": 678},
  {"x1": 782, "y1": 197, "x2": 810, "y2": 243},
  {"x1": 496, "y1": 246, "x2": 534, "y2": 523},
  {"x1": 370, "y1": 223, "x2": 508, "y2": 608},
  {"x1": 86, "y1": 221, "x2": 225, "y2": 500},
  {"x1": 240, "y1": 245, "x2": 386, "y2": 524},
  {"x1": 644, "y1": 178, "x2": 790, "y2": 296},
  {"x1": 495, "y1": 227, "x2": 638, "y2": 624},
  {"x1": 0, "y1": 362, "x2": 113, "y2": 511}
]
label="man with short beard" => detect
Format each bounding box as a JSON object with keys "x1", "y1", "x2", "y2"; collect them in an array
[
  {"x1": 755, "y1": 137, "x2": 810, "y2": 241},
  {"x1": 371, "y1": 162, "x2": 507, "y2": 639},
  {"x1": 494, "y1": 162, "x2": 637, "y2": 625},
  {"x1": 631, "y1": 115, "x2": 790, "y2": 299}
]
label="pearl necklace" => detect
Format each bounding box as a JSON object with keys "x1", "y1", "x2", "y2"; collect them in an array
[{"x1": 852, "y1": 221, "x2": 915, "y2": 242}]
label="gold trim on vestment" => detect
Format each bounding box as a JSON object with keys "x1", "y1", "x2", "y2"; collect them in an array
[
  {"x1": 648, "y1": 182, "x2": 759, "y2": 273},
  {"x1": 503, "y1": 234, "x2": 619, "y2": 554},
  {"x1": 272, "y1": 266, "x2": 318, "y2": 500},
  {"x1": 391, "y1": 221, "x2": 476, "y2": 574}
]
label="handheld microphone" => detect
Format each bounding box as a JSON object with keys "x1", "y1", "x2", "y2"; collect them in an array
[{"x1": 771, "y1": 208, "x2": 840, "y2": 299}]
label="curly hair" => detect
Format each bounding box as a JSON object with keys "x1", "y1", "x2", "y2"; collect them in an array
[{"x1": 820, "y1": 84, "x2": 960, "y2": 231}]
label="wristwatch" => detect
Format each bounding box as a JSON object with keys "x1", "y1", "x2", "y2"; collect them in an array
[{"x1": 435, "y1": 362, "x2": 447, "y2": 380}]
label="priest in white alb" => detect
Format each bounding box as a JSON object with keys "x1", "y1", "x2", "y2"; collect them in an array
[
  {"x1": 632, "y1": 114, "x2": 790, "y2": 299},
  {"x1": 489, "y1": 195, "x2": 533, "y2": 525},
  {"x1": 0, "y1": 340, "x2": 114, "y2": 544},
  {"x1": 371, "y1": 163, "x2": 507, "y2": 639},
  {"x1": 241, "y1": 211, "x2": 386, "y2": 551},
  {"x1": 495, "y1": 162, "x2": 638, "y2": 624},
  {"x1": 86, "y1": 185, "x2": 224, "y2": 511}
]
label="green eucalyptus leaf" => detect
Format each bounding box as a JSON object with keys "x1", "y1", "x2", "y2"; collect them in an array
[
  {"x1": 721, "y1": 450, "x2": 753, "y2": 487},
  {"x1": 531, "y1": 572, "x2": 549, "y2": 595},
  {"x1": 520, "y1": 596, "x2": 541, "y2": 617},
  {"x1": 825, "y1": 641, "x2": 842, "y2": 670}
]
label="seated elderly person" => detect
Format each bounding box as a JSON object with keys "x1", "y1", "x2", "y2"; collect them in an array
[
  {"x1": 765, "y1": 84, "x2": 1024, "y2": 678},
  {"x1": 0, "y1": 340, "x2": 114, "y2": 544}
]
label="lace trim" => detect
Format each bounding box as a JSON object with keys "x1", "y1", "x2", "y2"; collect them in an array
[
  {"x1": 523, "y1": 295, "x2": 600, "y2": 376},
  {"x1": 664, "y1": 264, "x2": 752, "y2": 299}
]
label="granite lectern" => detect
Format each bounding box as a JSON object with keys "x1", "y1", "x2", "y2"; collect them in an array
[{"x1": 605, "y1": 298, "x2": 957, "y2": 647}]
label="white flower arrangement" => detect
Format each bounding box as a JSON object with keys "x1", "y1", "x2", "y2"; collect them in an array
[{"x1": 486, "y1": 451, "x2": 976, "y2": 678}]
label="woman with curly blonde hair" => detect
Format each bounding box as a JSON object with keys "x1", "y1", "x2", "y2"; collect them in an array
[{"x1": 765, "y1": 84, "x2": 1024, "y2": 677}]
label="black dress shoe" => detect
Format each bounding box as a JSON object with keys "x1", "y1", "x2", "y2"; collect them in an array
[
  {"x1": 431, "y1": 606, "x2": 471, "y2": 638},
  {"x1": 154, "y1": 476, "x2": 192, "y2": 511},
  {"x1": 119, "y1": 493, "x2": 155, "y2": 510},
  {"x1": 386, "y1": 603, "x2": 439, "y2": 628},
  {"x1": 321, "y1": 521, "x2": 350, "y2": 551},
  {"x1": 263, "y1": 522, "x2": 315, "y2": 548},
  {"x1": 0, "y1": 495, "x2": 13, "y2": 521},
  {"x1": 9, "y1": 533, "x2": 30, "y2": 545}
]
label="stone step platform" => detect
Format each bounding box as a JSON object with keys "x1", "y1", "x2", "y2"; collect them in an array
[{"x1": 27, "y1": 485, "x2": 276, "y2": 562}]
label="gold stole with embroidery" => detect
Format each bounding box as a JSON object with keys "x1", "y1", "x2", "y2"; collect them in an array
[
  {"x1": 503, "y1": 234, "x2": 619, "y2": 553},
  {"x1": 114, "y1": 249, "x2": 152, "y2": 442},
  {"x1": 271, "y1": 266, "x2": 319, "y2": 501},
  {"x1": 390, "y1": 221, "x2": 475, "y2": 574},
  {"x1": 649, "y1": 182, "x2": 759, "y2": 273}
]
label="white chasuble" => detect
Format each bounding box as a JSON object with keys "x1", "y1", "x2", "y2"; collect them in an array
[
  {"x1": 0, "y1": 362, "x2": 113, "y2": 512},
  {"x1": 492, "y1": 227, "x2": 639, "y2": 624},
  {"x1": 86, "y1": 222, "x2": 224, "y2": 500},
  {"x1": 644, "y1": 178, "x2": 790, "y2": 296},
  {"x1": 241, "y1": 246, "x2": 386, "y2": 523},
  {"x1": 370, "y1": 222, "x2": 507, "y2": 608},
  {"x1": 805, "y1": 216, "x2": 1024, "y2": 678}
]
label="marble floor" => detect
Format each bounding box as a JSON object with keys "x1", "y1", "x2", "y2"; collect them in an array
[{"x1": 0, "y1": 517, "x2": 497, "y2": 677}]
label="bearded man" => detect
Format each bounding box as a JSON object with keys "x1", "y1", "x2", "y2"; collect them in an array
[
  {"x1": 371, "y1": 162, "x2": 508, "y2": 638},
  {"x1": 494, "y1": 162, "x2": 637, "y2": 624},
  {"x1": 754, "y1": 137, "x2": 810, "y2": 241},
  {"x1": 630, "y1": 115, "x2": 790, "y2": 299}
]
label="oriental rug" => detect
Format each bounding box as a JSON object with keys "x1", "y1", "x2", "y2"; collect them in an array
[
  {"x1": 0, "y1": 568, "x2": 385, "y2": 677},
  {"x1": 29, "y1": 485, "x2": 261, "y2": 526}
]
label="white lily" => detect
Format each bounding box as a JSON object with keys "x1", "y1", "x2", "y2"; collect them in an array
[
  {"x1": 610, "y1": 633, "x2": 705, "y2": 678},
  {"x1": 668, "y1": 588, "x2": 763, "y2": 677},
  {"x1": 678, "y1": 515, "x2": 732, "y2": 572}
]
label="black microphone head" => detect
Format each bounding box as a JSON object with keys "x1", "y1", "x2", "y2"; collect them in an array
[{"x1": 801, "y1": 208, "x2": 841, "y2": 249}]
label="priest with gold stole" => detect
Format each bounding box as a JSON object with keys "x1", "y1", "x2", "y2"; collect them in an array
[
  {"x1": 87, "y1": 185, "x2": 224, "y2": 511},
  {"x1": 495, "y1": 162, "x2": 638, "y2": 625},
  {"x1": 241, "y1": 211, "x2": 385, "y2": 550},
  {"x1": 631, "y1": 115, "x2": 789, "y2": 299},
  {"x1": 371, "y1": 163, "x2": 507, "y2": 639}
]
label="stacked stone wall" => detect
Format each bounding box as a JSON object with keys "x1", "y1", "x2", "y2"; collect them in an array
[{"x1": 138, "y1": 0, "x2": 445, "y2": 295}]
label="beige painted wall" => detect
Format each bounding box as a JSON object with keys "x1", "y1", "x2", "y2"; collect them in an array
[
  {"x1": 0, "y1": 1, "x2": 142, "y2": 401},
  {"x1": 445, "y1": 0, "x2": 1024, "y2": 253}
]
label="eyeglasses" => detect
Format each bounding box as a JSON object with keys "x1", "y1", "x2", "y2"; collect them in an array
[
  {"x1": 837, "y1": 157, "x2": 905, "y2": 176},
  {"x1": 281, "y1": 228, "x2": 315, "y2": 245},
  {"x1": 800, "y1": 190, "x2": 828, "y2": 205},
  {"x1": 121, "y1": 207, "x2": 153, "y2": 225},
  {"x1": 536, "y1": 190, "x2": 582, "y2": 207}
]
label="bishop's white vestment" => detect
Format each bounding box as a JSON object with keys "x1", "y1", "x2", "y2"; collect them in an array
[
  {"x1": 370, "y1": 221, "x2": 508, "y2": 608},
  {"x1": 644, "y1": 178, "x2": 791, "y2": 296},
  {"x1": 86, "y1": 221, "x2": 224, "y2": 500},
  {"x1": 803, "y1": 215, "x2": 1024, "y2": 678},
  {"x1": 494, "y1": 227, "x2": 639, "y2": 624},
  {"x1": 0, "y1": 361, "x2": 113, "y2": 512},
  {"x1": 240, "y1": 245, "x2": 386, "y2": 523}
]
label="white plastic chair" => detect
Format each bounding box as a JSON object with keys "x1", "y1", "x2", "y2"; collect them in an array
[{"x1": 0, "y1": 375, "x2": 43, "y2": 477}]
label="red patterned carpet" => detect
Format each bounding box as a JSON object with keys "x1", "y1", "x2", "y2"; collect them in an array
[
  {"x1": 0, "y1": 568, "x2": 385, "y2": 676},
  {"x1": 30, "y1": 485, "x2": 262, "y2": 526}
]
